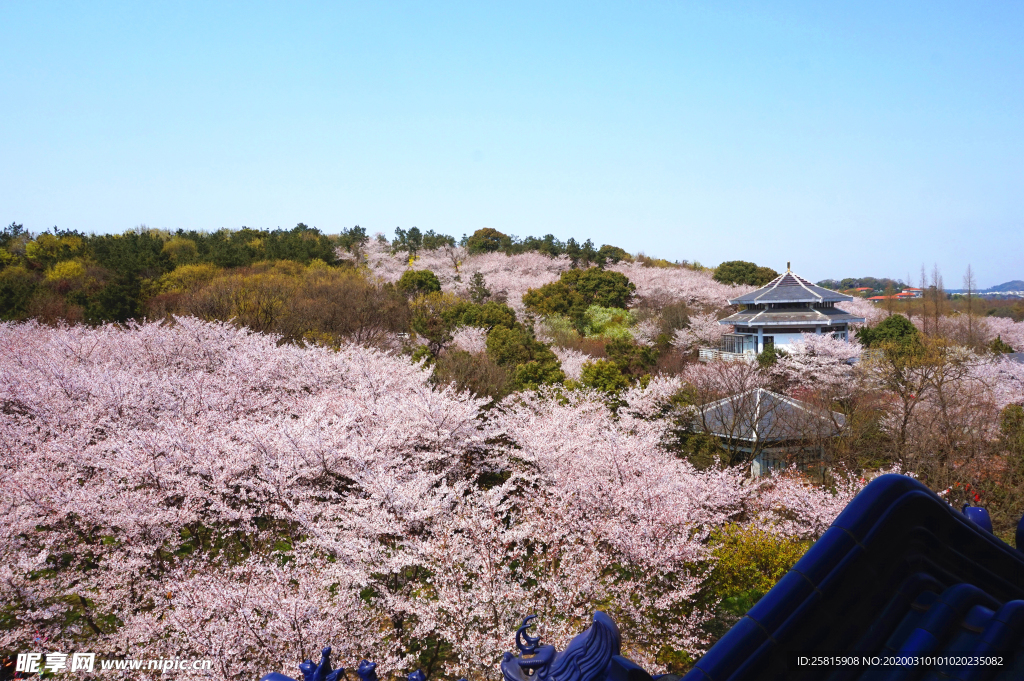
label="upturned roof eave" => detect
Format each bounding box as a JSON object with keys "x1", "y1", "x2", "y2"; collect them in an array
[
  {"x1": 718, "y1": 315, "x2": 867, "y2": 326},
  {"x1": 728, "y1": 294, "x2": 853, "y2": 305}
]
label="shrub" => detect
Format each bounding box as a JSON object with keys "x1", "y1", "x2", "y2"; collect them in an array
[
  {"x1": 431, "y1": 349, "x2": 510, "y2": 400},
  {"x1": 856, "y1": 314, "x2": 921, "y2": 349},
  {"x1": 44, "y1": 260, "x2": 87, "y2": 283},
  {"x1": 713, "y1": 261, "x2": 778, "y2": 287},
  {"x1": 158, "y1": 263, "x2": 223, "y2": 293},
  {"x1": 583, "y1": 305, "x2": 635, "y2": 339},
  {"x1": 704, "y1": 524, "x2": 811, "y2": 616},
  {"x1": 579, "y1": 359, "x2": 630, "y2": 393}
]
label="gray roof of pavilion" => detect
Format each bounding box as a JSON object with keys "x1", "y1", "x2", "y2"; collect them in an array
[
  {"x1": 719, "y1": 305, "x2": 866, "y2": 327},
  {"x1": 728, "y1": 271, "x2": 854, "y2": 305},
  {"x1": 695, "y1": 388, "x2": 845, "y2": 442}
]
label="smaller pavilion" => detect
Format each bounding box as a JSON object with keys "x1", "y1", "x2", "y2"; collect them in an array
[
  {"x1": 693, "y1": 387, "x2": 845, "y2": 478},
  {"x1": 703, "y1": 264, "x2": 865, "y2": 361}
]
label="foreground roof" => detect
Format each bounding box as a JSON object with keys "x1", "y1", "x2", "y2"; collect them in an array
[
  {"x1": 681, "y1": 475, "x2": 1024, "y2": 681},
  {"x1": 729, "y1": 271, "x2": 855, "y2": 305},
  {"x1": 696, "y1": 388, "x2": 845, "y2": 442}
]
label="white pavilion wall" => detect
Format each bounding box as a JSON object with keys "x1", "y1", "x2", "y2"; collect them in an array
[{"x1": 767, "y1": 332, "x2": 807, "y2": 349}]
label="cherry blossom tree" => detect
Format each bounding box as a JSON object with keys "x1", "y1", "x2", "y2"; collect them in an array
[
  {"x1": 671, "y1": 312, "x2": 729, "y2": 352},
  {"x1": 606, "y1": 262, "x2": 754, "y2": 310},
  {"x1": 773, "y1": 333, "x2": 862, "y2": 398},
  {"x1": 451, "y1": 326, "x2": 489, "y2": 355},
  {"x1": 550, "y1": 346, "x2": 591, "y2": 381},
  {"x1": 979, "y1": 315, "x2": 1024, "y2": 352},
  {"x1": 630, "y1": 318, "x2": 661, "y2": 347},
  {"x1": 0, "y1": 317, "x2": 930, "y2": 680}
]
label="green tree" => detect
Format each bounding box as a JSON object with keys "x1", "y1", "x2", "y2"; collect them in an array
[
  {"x1": 459, "y1": 301, "x2": 516, "y2": 331},
  {"x1": 0, "y1": 266, "x2": 39, "y2": 319},
  {"x1": 409, "y1": 291, "x2": 467, "y2": 354},
  {"x1": 468, "y1": 271, "x2": 491, "y2": 304},
  {"x1": 1002, "y1": 404, "x2": 1024, "y2": 454},
  {"x1": 564, "y1": 238, "x2": 598, "y2": 267},
  {"x1": 336, "y1": 226, "x2": 369, "y2": 253},
  {"x1": 990, "y1": 335, "x2": 1015, "y2": 354},
  {"x1": 596, "y1": 244, "x2": 631, "y2": 266},
  {"x1": 756, "y1": 345, "x2": 786, "y2": 369},
  {"x1": 856, "y1": 314, "x2": 921, "y2": 349},
  {"x1": 713, "y1": 261, "x2": 779, "y2": 286},
  {"x1": 605, "y1": 337, "x2": 657, "y2": 379},
  {"x1": 421, "y1": 230, "x2": 456, "y2": 250},
  {"x1": 579, "y1": 359, "x2": 630, "y2": 393},
  {"x1": 393, "y1": 227, "x2": 423, "y2": 255},
  {"x1": 703, "y1": 524, "x2": 811, "y2": 619},
  {"x1": 0, "y1": 222, "x2": 28, "y2": 250},
  {"x1": 465, "y1": 228, "x2": 509, "y2": 254},
  {"x1": 523, "y1": 267, "x2": 636, "y2": 332},
  {"x1": 485, "y1": 325, "x2": 564, "y2": 389},
  {"x1": 397, "y1": 269, "x2": 442, "y2": 296}
]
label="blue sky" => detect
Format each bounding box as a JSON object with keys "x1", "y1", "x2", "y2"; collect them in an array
[{"x1": 2, "y1": 2, "x2": 1022, "y2": 286}]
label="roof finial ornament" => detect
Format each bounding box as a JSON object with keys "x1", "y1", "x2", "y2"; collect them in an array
[{"x1": 787, "y1": 261, "x2": 791, "y2": 272}]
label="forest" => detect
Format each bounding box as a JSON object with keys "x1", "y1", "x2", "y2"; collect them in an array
[{"x1": 1, "y1": 222, "x2": 1023, "y2": 680}]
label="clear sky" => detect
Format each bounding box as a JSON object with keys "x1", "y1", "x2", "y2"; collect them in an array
[{"x1": 2, "y1": 2, "x2": 1022, "y2": 287}]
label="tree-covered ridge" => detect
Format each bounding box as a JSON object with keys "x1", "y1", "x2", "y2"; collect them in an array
[
  {"x1": 0, "y1": 222, "x2": 339, "y2": 322},
  {"x1": 816, "y1": 276, "x2": 906, "y2": 292}
]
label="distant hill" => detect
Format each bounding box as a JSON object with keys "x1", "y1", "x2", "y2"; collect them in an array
[
  {"x1": 946, "y1": 280, "x2": 1024, "y2": 296},
  {"x1": 986, "y1": 280, "x2": 1024, "y2": 292}
]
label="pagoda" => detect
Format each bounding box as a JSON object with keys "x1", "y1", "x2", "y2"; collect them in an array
[{"x1": 702, "y1": 264, "x2": 865, "y2": 361}]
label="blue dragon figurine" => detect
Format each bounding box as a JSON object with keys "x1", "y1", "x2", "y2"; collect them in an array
[
  {"x1": 260, "y1": 652, "x2": 442, "y2": 681},
  {"x1": 259, "y1": 647, "x2": 345, "y2": 681},
  {"x1": 500, "y1": 612, "x2": 655, "y2": 681},
  {"x1": 261, "y1": 613, "x2": 657, "y2": 681}
]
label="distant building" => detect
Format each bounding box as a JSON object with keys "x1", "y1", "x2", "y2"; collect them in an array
[
  {"x1": 699, "y1": 265, "x2": 865, "y2": 362},
  {"x1": 693, "y1": 387, "x2": 845, "y2": 478},
  {"x1": 867, "y1": 288, "x2": 924, "y2": 303}
]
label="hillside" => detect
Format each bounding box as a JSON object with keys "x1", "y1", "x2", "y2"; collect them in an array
[
  {"x1": 986, "y1": 279, "x2": 1024, "y2": 292},
  {"x1": 2, "y1": 223, "x2": 1024, "y2": 679}
]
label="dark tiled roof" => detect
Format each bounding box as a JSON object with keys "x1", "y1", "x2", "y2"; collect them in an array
[
  {"x1": 694, "y1": 388, "x2": 845, "y2": 442},
  {"x1": 681, "y1": 475, "x2": 1024, "y2": 681},
  {"x1": 729, "y1": 271, "x2": 854, "y2": 304},
  {"x1": 1006, "y1": 352, "x2": 1024, "y2": 364},
  {"x1": 719, "y1": 305, "x2": 866, "y2": 326}
]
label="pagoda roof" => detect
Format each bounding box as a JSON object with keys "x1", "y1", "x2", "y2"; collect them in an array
[
  {"x1": 695, "y1": 388, "x2": 845, "y2": 442},
  {"x1": 729, "y1": 271, "x2": 854, "y2": 304},
  {"x1": 719, "y1": 305, "x2": 865, "y2": 327}
]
